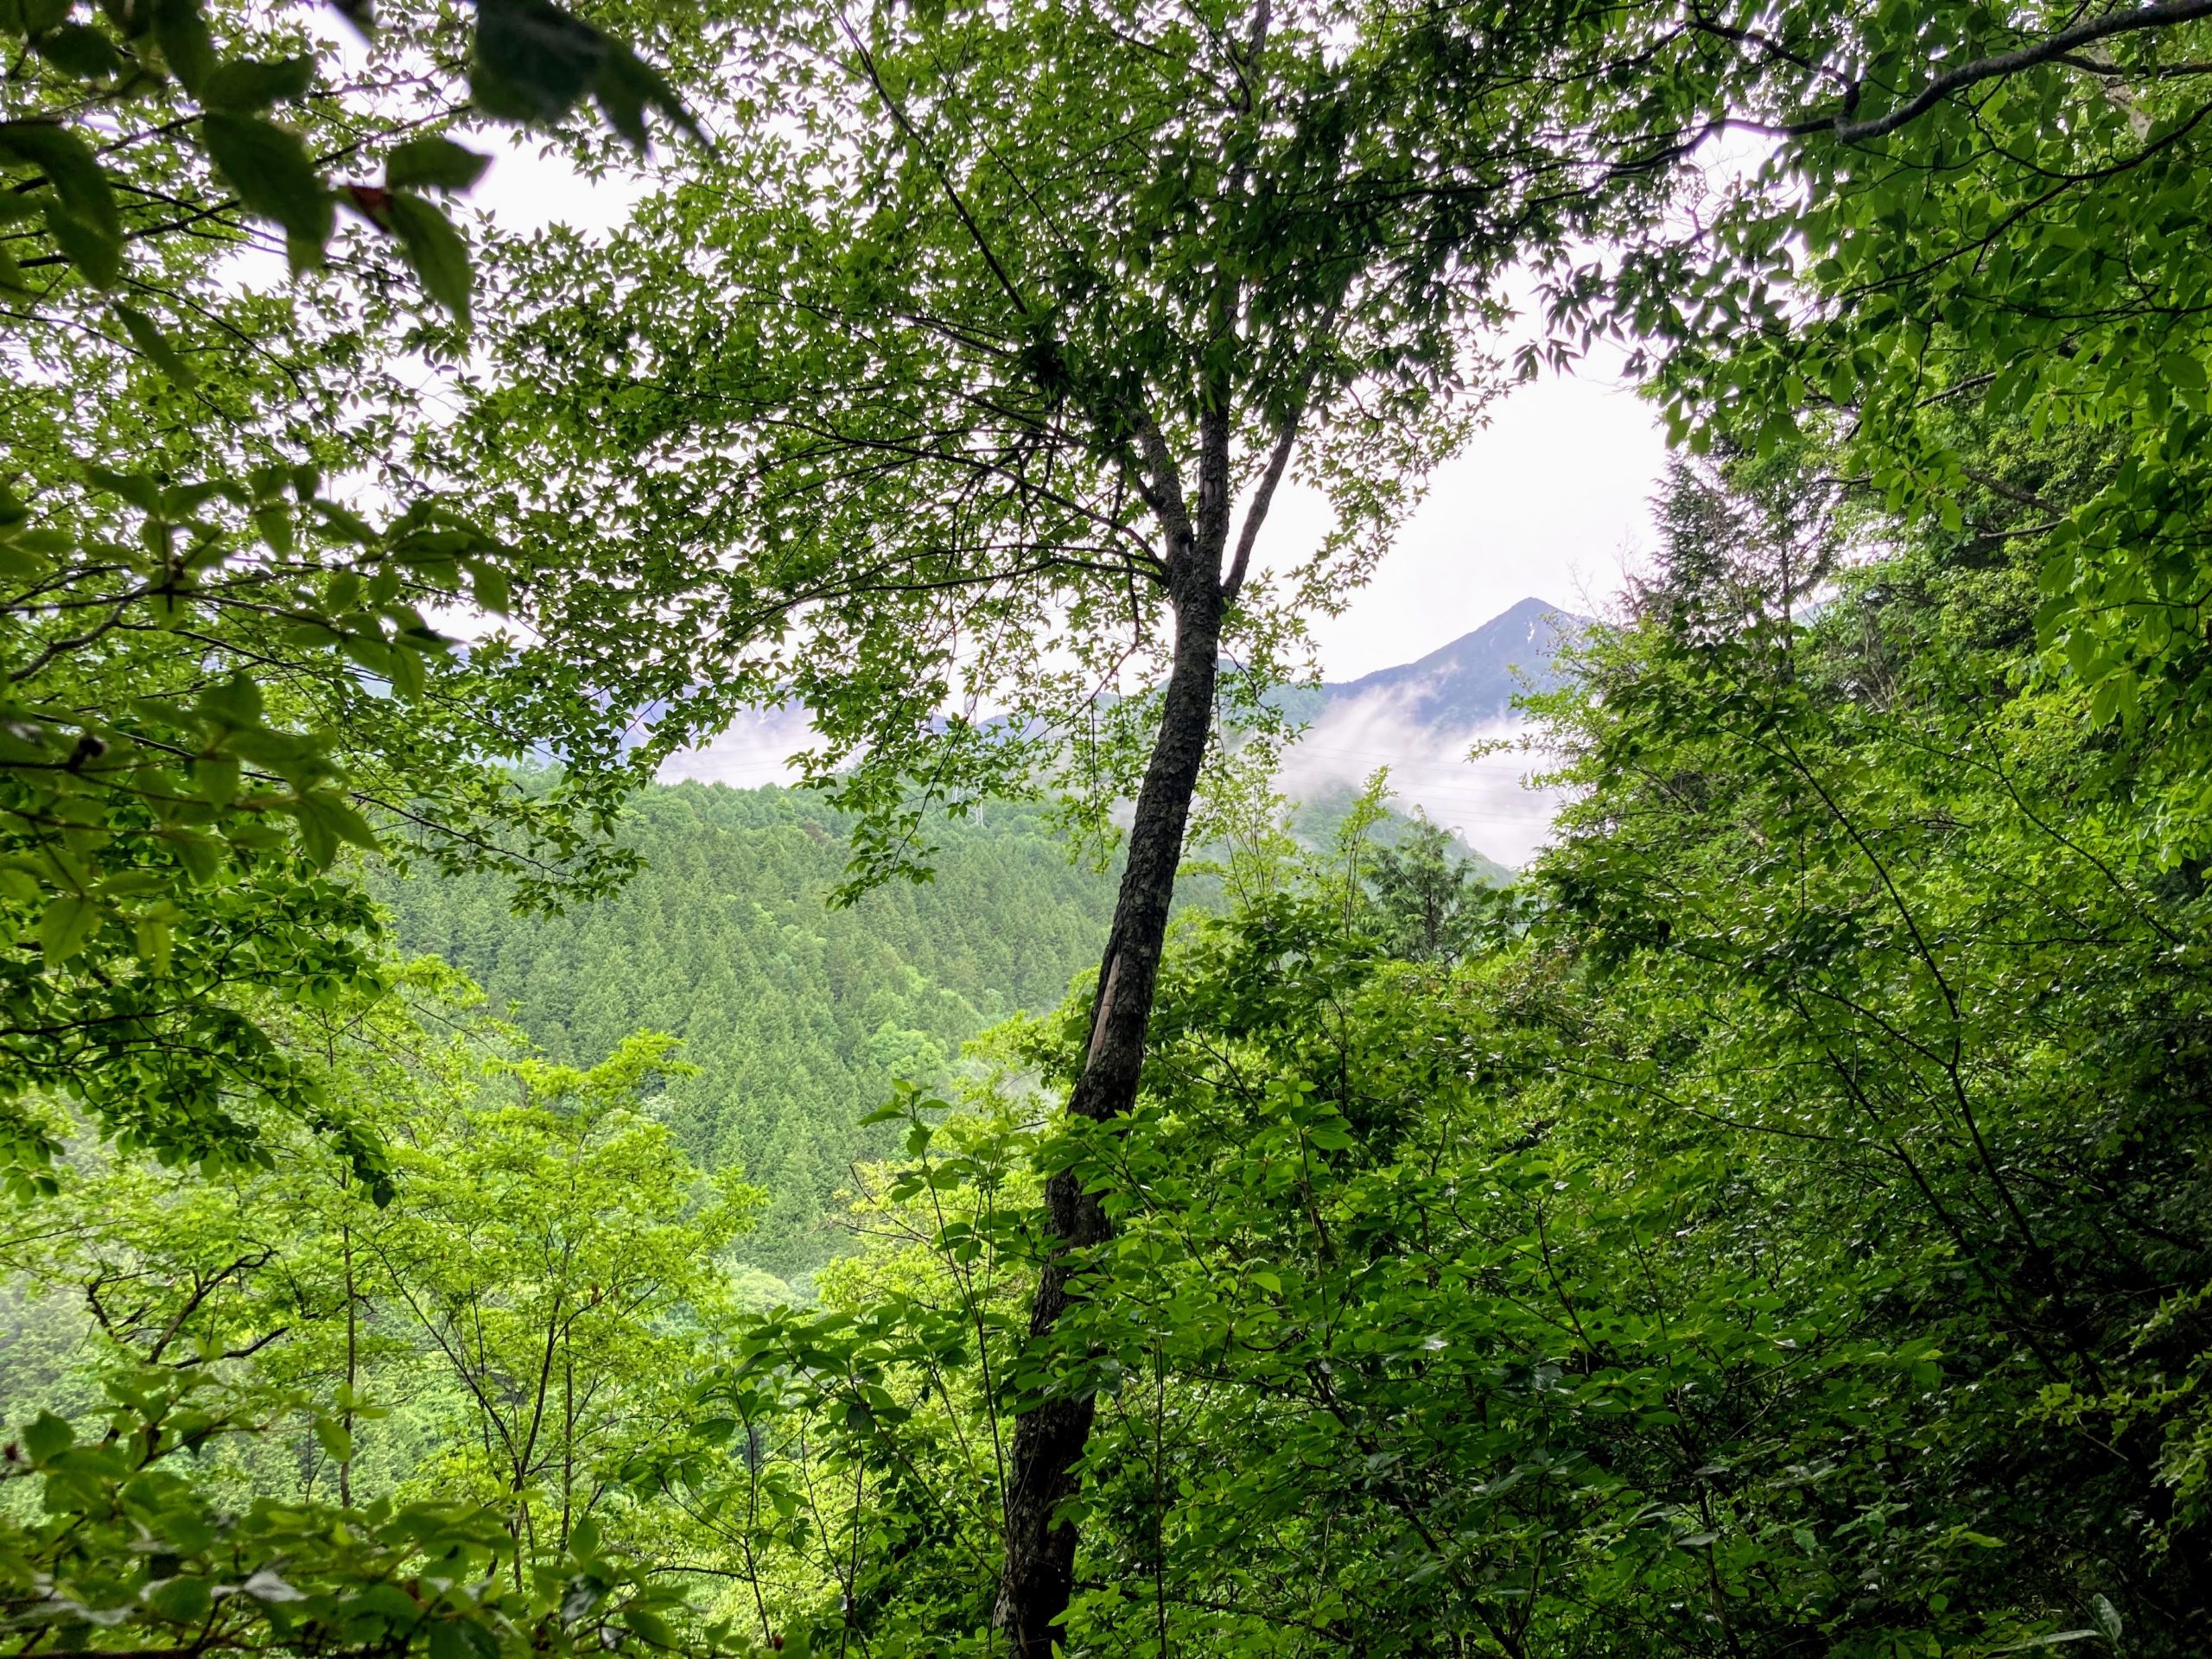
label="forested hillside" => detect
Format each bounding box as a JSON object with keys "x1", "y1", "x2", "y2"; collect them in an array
[
  {"x1": 375, "y1": 780, "x2": 1502, "y2": 1275},
  {"x1": 375, "y1": 787, "x2": 1118, "y2": 1277}
]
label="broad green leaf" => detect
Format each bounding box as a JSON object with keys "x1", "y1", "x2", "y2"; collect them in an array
[
  {"x1": 384, "y1": 191, "x2": 473, "y2": 324},
  {"x1": 151, "y1": 0, "x2": 216, "y2": 92},
  {"x1": 471, "y1": 0, "x2": 604, "y2": 124},
  {"x1": 465, "y1": 558, "x2": 511, "y2": 613},
  {"x1": 33, "y1": 22, "x2": 122, "y2": 78},
  {"x1": 196, "y1": 670, "x2": 263, "y2": 727},
  {"x1": 385, "y1": 639, "x2": 426, "y2": 698},
  {"x1": 83, "y1": 464, "x2": 162, "y2": 512},
  {"x1": 111, "y1": 302, "x2": 200, "y2": 388},
  {"x1": 38, "y1": 893, "x2": 98, "y2": 963},
  {"x1": 201, "y1": 111, "x2": 334, "y2": 263},
  {"x1": 133, "y1": 915, "x2": 173, "y2": 976},
  {"x1": 386, "y1": 136, "x2": 492, "y2": 192},
  {"x1": 0, "y1": 118, "x2": 121, "y2": 236},
  {"x1": 10, "y1": 0, "x2": 74, "y2": 33},
  {"x1": 144, "y1": 1577, "x2": 213, "y2": 1623},
  {"x1": 37, "y1": 199, "x2": 120, "y2": 287},
  {"x1": 21, "y1": 1409, "x2": 72, "y2": 1463},
  {"x1": 201, "y1": 54, "x2": 315, "y2": 111},
  {"x1": 593, "y1": 42, "x2": 703, "y2": 149}
]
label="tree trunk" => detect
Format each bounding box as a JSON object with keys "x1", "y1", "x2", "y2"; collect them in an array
[{"x1": 994, "y1": 571, "x2": 1224, "y2": 1655}]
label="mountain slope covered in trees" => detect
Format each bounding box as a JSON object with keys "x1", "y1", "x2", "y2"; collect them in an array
[
  {"x1": 375, "y1": 787, "x2": 1118, "y2": 1277},
  {"x1": 375, "y1": 778, "x2": 1509, "y2": 1276}
]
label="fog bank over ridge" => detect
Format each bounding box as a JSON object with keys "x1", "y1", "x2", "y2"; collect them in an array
[
  {"x1": 1278, "y1": 699, "x2": 1562, "y2": 870},
  {"x1": 659, "y1": 597, "x2": 1584, "y2": 870},
  {"x1": 1270, "y1": 597, "x2": 1581, "y2": 868}
]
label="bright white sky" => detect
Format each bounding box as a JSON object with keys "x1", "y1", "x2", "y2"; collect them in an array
[{"x1": 1268, "y1": 365, "x2": 1663, "y2": 677}]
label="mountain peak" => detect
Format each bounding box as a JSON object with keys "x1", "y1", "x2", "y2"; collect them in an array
[{"x1": 1328, "y1": 598, "x2": 1585, "y2": 728}]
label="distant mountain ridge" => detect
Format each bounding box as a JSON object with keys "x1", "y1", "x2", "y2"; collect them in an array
[
  {"x1": 1272, "y1": 597, "x2": 1587, "y2": 730},
  {"x1": 657, "y1": 597, "x2": 1588, "y2": 866},
  {"x1": 1325, "y1": 596, "x2": 1586, "y2": 723},
  {"x1": 1265, "y1": 598, "x2": 1588, "y2": 870}
]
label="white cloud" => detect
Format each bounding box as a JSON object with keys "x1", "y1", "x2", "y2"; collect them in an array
[
  {"x1": 1277, "y1": 688, "x2": 1567, "y2": 869},
  {"x1": 657, "y1": 703, "x2": 814, "y2": 789},
  {"x1": 1265, "y1": 358, "x2": 1663, "y2": 680}
]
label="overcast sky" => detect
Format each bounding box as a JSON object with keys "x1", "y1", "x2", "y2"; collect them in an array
[
  {"x1": 1265, "y1": 366, "x2": 1664, "y2": 678},
  {"x1": 476, "y1": 143, "x2": 1667, "y2": 862}
]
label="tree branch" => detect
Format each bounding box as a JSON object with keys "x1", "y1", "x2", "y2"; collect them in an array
[{"x1": 1826, "y1": 1, "x2": 2212, "y2": 143}]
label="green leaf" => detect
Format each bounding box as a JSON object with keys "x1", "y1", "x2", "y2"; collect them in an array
[
  {"x1": 471, "y1": 0, "x2": 604, "y2": 125},
  {"x1": 39, "y1": 894, "x2": 99, "y2": 964},
  {"x1": 21, "y1": 1409, "x2": 73, "y2": 1463},
  {"x1": 291, "y1": 790, "x2": 379, "y2": 866},
  {"x1": 34, "y1": 22, "x2": 124, "y2": 79},
  {"x1": 84, "y1": 465, "x2": 163, "y2": 512},
  {"x1": 386, "y1": 136, "x2": 492, "y2": 192},
  {"x1": 193, "y1": 753, "x2": 239, "y2": 805},
  {"x1": 465, "y1": 558, "x2": 511, "y2": 613},
  {"x1": 384, "y1": 190, "x2": 473, "y2": 324},
  {"x1": 428, "y1": 1618, "x2": 500, "y2": 1659},
  {"x1": 197, "y1": 670, "x2": 263, "y2": 727},
  {"x1": 201, "y1": 54, "x2": 315, "y2": 111},
  {"x1": 386, "y1": 638, "x2": 426, "y2": 699},
  {"x1": 145, "y1": 1576, "x2": 213, "y2": 1623},
  {"x1": 314, "y1": 1416, "x2": 353, "y2": 1462},
  {"x1": 39, "y1": 199, "x2": 121, "y2": 287},
  {"x1": 12, "y1": 0, "x2": 74, "y2": 34},
  {"x1": 0, "y1": 118, "x2": 122, "y2": 236},
  {"x1": 166, "y1": 830, "x2": 223, "y2": 886},
  {"x1": 254, "y1": 501, "x2": 294, "y2": 555},
  {"x1": 593, "y1": 42, "x2": 703, "y2": 149},
  {"x1": 133, "y1": 915, "x2": 173, "y2": 976},
  {"x1": 621, "y1": 1608, "x2": 678, "y2": 1649},
  {"x1": 111, "y1": 302, "x2": 199, "y2": 388},
  {"x1": 150, "y1": 0, "x2": 215, "y2": 93},
  {"x1": 2094, "y1": 1594, "x2": 2123, "y2": 1642},
  {"x1": 201, "y1": 111, "x2": 334, "y2": 265}
]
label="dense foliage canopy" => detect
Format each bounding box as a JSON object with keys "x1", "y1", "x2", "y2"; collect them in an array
[{"x1": 9, "y1": 0, "x2": 2212, "y2": 1656}]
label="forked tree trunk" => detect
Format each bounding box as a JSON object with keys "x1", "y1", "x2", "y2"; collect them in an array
[{"x1": 994, "y1": 566, "x2": 1225, "y2": 1655}]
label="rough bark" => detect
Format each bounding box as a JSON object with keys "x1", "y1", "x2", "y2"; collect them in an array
[{"x1": 993, "y1": 555, "x2": 1225, "y2": 1655}]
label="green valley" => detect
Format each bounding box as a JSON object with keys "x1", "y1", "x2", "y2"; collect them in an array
[{"x1": 374, "y1": 774, "x2": 1509, "y2": 1281}]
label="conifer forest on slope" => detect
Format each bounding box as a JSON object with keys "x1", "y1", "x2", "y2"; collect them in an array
[{"x1": 6, "y1": 2, "x2": 2212, "y2": 1656}]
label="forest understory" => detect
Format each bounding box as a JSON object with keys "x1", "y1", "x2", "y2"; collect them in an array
[{"x1": 5, "y1": 0, "x2": 2212, "y2": 1655}]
